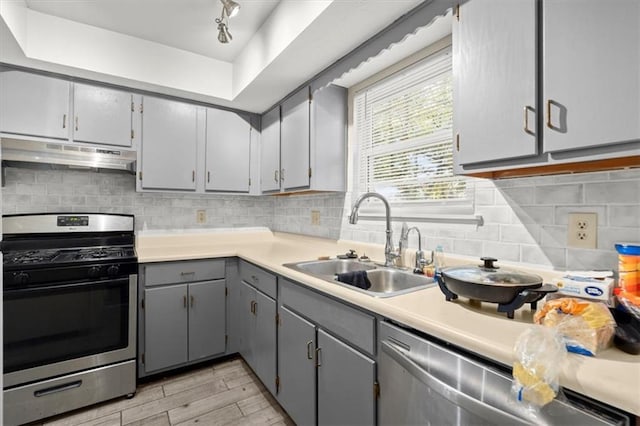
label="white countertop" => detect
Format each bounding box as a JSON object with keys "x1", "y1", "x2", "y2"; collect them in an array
[{"x1": 136, "y1": 229, "x2": 640, "y2": 417}]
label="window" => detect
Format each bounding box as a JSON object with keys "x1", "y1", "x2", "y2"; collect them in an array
[{"x1": 353, "y1": 45, "x2": 473, "y2": 219}]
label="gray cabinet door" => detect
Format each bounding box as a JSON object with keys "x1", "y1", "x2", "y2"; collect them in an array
[
  {"x1": 277, "y1": 306, "x2": 316, "y2": 426},
  {"x1": 188, "y1": 280, "x2": 226, "y2": 362},
  {"x1": 254, "y1": 290, "x2": 277, "y2": 395},
  {"x1": 141, "y1": 96, "x2": 197, "y2": 191},
  {"x1": 543, "y1": 0, "x2": 640, "y2": 153},
  {"x1": 317, "y1": 329, "x2": 375, "y2": 426},
  {"x1": 237, "y1": 280, "x2": 256, "y2": 368},
  {"x1": 453, "y1": 0, "x2": 537, "y2": 165},
  {"x1": 144, "y1": 284, "x2": 188, "y2": 373},
  {"x1": 0, "y1": 70, "x2": 70, "y2": 140},
  {"x1": 73, "y1": 83, "x2": 132, "y2": 147},
  {"x1": 280, "y1": 86, "x2": 310, "y2": 191},
  {"x1": 260, "y1": 107, "x2": 281, "y2": 193},
  {"x1": 205, "y1": 108, "x2": 251, "y2": 192}
]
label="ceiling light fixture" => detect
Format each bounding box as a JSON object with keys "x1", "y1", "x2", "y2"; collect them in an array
[{"x1": 215, "y1": 0, "x2": 240, "y2": 44}]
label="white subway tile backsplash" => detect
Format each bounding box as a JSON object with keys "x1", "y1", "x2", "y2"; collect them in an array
[
  {"x1": 535, "y1": 184, "x2": 583, "y2": 205},
  {"x1": 585, "y1": 180, "x2": 640, "y2": 204},
  {"x1": 3, "y1": 166, "x2": 638, "y2": 272}
]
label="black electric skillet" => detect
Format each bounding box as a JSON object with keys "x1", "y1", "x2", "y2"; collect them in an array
[{"x1": 436, "y1": 257, "x2": 558, "y2": 319}]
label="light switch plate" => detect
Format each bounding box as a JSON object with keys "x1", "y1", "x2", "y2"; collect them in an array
[
  {"x1": 196, "y1": 210, "x2": 206, "y2": 224},
  {"x1": 567, "y1": 212, "x2": 597, "y2": 249}
]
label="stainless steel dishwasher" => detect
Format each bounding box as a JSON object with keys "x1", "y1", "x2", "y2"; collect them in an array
[{"x1": 378, "y1": 321, "x2": 633, "y2": 425}]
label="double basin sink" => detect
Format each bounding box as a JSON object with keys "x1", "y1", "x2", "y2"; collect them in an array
[{"x1": 283, "y1": 258, "x2": 435, "y2": 298}]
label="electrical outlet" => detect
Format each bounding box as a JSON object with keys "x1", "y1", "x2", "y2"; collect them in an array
[
  {"x1": 567, "y1": 212, "x2": 597, "y2": 249},
  {"x1": 311, "y1": 210, "x2": 320, "y2": 225},
  {"x1": 196, "y1": 210, "x2": 206, "y2": 224}
]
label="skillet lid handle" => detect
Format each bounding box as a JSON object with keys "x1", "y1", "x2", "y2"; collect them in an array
[{"x1": 480, "y1": 257, "x2": 498, "y2": 269}]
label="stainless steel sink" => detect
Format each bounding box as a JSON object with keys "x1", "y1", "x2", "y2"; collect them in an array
[
  {"x1": 285, "y1": 259, "x2": 377, "y2": 276},
  {"x1": 283, "y1": 259, "x2": 434, "y2": 298}
]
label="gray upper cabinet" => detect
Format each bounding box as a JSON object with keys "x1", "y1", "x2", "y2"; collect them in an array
[
  {"x1": 73, "y1": 83, "x2": 133, "y2": 147},
  {"x1": 453, "y1": 0, "x2": 537, "y2": 165},
  {"x1": 543, "y1": 0, "x2": 640, "y2": 153},
  {"x1": 453, "y1": 0, "x2": 640, "y2": 176},
  {"x1": 140, "y1": 96, "x2": 198, "y2": 191},
  {"x1": 260, "y1": 107, "x2": 281, "y2": 193},
  {"x1": 281, "y1": 87, "x2": 311, "y2": 191},
  {"x1": 261, "y1": 84, "x2": 347, "y2": 194},
  {"x1": 277, "y1": 306, "x2": 316, "y2": 426},
  {"x1": 205, "y1": 108, "x2": 251, "y2": 192},
  {"x1": 0, "y1": 70, "x2": 70, "y2": 140}
]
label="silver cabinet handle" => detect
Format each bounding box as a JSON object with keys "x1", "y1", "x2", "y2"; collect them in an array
[
  {"x1": 183, "y1": 295, "x2": 187, "y2": 308},
  {"x1": 207, "y1": 171, "x2": 211, "y2": 183},
  {"x1": 307, "y1": 341, "x2": 314, "y2": 360},
  {"x1": 250, "y1": 300, "x2": 256, "y2": 314},
  {"x1": 315, "y1": 347, "x2": 322, "y2": 367},
  {"x1": 523, "y1": 106, "x2": 535, "y2": 135},
  {"x1": 75, "y1": 116, "x2": 79, "y2": 131},
  {"x1": 192, "y1": 170, "x2": 195, "y2": 182},
  {"x1": 546, "y1": 99, "x2": 554, "y2": 129},
  {"x1": 280, "y1": 169, "x2": 285, "y2": 182},
  {"x1": 62, "y1": 114, "x2": 67, "y2": 129},
  {"x1": 274, "y1": 170, "x2": 279, "y2": 183},
  {"x1": 381, "y1": 341, "x2": 528, "y2": 425},
  {"x1": 190, "y1": 295, "x2": 194, "y2": 308}
]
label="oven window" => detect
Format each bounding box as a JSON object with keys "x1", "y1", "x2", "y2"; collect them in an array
[{"x1": 3, "y1": 278, "x2": 129, "y2": 373}]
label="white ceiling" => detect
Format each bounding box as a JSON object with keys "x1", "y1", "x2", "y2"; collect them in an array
[
  {"x1": 1, "y1": 0, "x2": 452, "y2": 113},
  {"x1": 24, "y1": 0, "x2": 281, "y2": 63}
]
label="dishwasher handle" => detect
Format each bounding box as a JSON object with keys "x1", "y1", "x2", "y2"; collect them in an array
[{"x1": 381, "y1": 341, "x2": 532, "y2": 426}]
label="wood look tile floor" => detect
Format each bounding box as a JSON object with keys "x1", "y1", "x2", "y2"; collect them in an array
[{"x1": 30, "y1": 356, "x2": 295, "y2": 426}]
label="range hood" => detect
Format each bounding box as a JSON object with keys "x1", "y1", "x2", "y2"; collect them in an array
[{"x1": 1, "y1": 138, "x2": 137, "y2": 173}]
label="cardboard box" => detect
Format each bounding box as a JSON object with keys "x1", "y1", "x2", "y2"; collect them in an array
[{"x1": 552, "y1": 274, "x2": 615, "y2": 306}]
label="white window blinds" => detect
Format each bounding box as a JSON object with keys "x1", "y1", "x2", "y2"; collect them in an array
[{"x1": 354, "y1": 46, "x2": 469, "y2": 212}]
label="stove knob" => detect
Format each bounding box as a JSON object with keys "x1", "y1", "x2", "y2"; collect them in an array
[
  {"x1": 107, "y1": 265, "x2": 120, "y2": 277},
  {"x1": 14, "y1": 272, "x2": 30, "y2": 285},
  {"x1": 88, "y1": 266, "x2": 101, "y2": 278}
]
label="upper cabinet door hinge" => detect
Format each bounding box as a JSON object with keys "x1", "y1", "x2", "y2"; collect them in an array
[
  {"x1": 248, "y1": 177, "x2": 252, "y2": 187},
  {"x1": 140, "y1": 103, "x2": 144, "y2": 113},
  {"x1": 139, "y1": 171, "x2": 143, "y2": 181},
  {"x1": 225, "y1": 287, "x2": 228, "y2": 297},
  {"x1": 131, "y1": 129, "x2": 135, "y2": 140},
  {"x1": 456, "y1": 133, "x2": 460, "y2": 152},
  {"x1": 131, "y1": 101, "x2": 135, "y2": 112},
  {"x1": 276, "y1": 376, "x2": 280, "y2": 393},
  {"x1": 275, "y1": 312, "x2": 280, "y2": 326},
  {"x1": 374, "y1": 381, "x2": 380, "y2": 399},
  {"x1": 308, "y1": 168, "x2": 312, "y2": 178},
  {"x1": 455, "y1": 4, "x2": 460, "y2": 21}
]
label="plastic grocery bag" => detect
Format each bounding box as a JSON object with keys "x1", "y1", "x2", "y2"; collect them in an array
[
  {"x1": 511, "y1": 326, "x2": 567, "y2": 410},
  {"x1": 534, "y1": 298, "x2": 616, "y2": 356}
]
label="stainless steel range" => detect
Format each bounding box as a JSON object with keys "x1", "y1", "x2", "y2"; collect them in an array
[{"x1": 2, "y1": 213, "x2": 137, "y2": 425}]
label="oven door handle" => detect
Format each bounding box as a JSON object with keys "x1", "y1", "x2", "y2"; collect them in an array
[
  {"x1": 381, "y1": 341, "x2": 529, "y2": 425},
  {"x1": 34, "y1": 380, "x2": 82, "y2": 397}
]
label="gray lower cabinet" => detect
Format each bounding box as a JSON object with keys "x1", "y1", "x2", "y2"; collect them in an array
[
  {"x1": 278, "y1": 306, "x2": 316, "y2": 426},
  {"x1": 234, "y1": 263, "x2": 277, "y2": 395},
  {"x1": 278, "y1": 278, "x2": 376, "y2": 425},
  {"x1": 139, "y1": 260, "x2": 227, "y2": 377}
]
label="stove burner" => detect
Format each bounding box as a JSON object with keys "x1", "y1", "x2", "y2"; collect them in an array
[{"x1": 6, "y1": 250, "x2": 60, "y2": 265}]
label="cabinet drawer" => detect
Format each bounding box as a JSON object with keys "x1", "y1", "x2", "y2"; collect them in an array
[
  {"x1": 143, "y1": 259, "x2": 225, "y2": 286},
  {"x1": 280, "y1": 278, "x2": 375, "y2": 355},
  {"x1": 239, "y1": 260, "x2": 277, "y2": 299}
]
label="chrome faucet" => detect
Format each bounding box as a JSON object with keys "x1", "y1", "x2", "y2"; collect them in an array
[
  {"x1": 348, "y1": 192, "x2": 400, "y2": 267},
  {"x1": 401, "y1": 226, "x2": 432, "y2": 274}
]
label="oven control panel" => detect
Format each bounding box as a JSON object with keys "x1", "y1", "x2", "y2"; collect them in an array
[{"x1": 57, "y1": 215, "x2": 89, "y2": 227}]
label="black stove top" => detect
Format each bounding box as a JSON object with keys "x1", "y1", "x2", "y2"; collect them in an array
[{"x1": 4, "y1": 246, "x2": 136, "y2": 267}]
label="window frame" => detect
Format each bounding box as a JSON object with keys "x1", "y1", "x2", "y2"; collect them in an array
[{"x1": 347, "y1": 36, "x2": 479, "y2": 224}]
